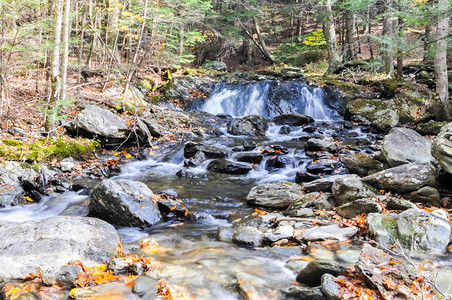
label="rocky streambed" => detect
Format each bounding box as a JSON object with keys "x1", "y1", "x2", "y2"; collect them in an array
[{"x1": 1, "y1": 73, "x2": 452, "y2": 299}]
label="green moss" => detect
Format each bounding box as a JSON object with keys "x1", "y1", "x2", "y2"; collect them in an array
[
  {"x1": 3, "y1": 139, "x2": 22, "y2": 146},
  {"x1": 380, "y1": 215, "x2": 398, "y2": 231}
]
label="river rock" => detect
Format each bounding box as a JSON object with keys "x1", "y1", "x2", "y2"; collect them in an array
[
  {"x1": 207, "y1": 159, "x2": 252, "y2": 174},
  {"x1": 265, "y1": 155, "x2": 295, "y2": 170},
  {"x1": 132, "y1": 275, "x2": 159, "y2": 296},
  {"x1": 332, "y1": 174, "x2": 378, "y2": 205},
  {"x1": 281, "y1": 286, "x2": 326, "y2": 300},
  {"x1": 183, "y1": 142, "x2": 228, "y2": 159},
  {"x1": 227, "y1": 115, "x2": 268, "y2": 136},
  {"x1": 367, "y1": 209, "x2": 451, "y2": 254},
  {"x1": 60, "y1": 157, "x2": 77, "y2": 172},
  {"x1": 306, "y1": 159, "x2": 342, "y2": 174},
  {"x1": 232, "y1": 226, "x2": 263, "y2": 246},
  {"x1": 263, "y1": 225, "x2": 294, "y2": 243},
  {"x1": 296, "y1": 260, "x2": 347, "y2": 285},
  {"x1": 75, "y1": 105, "x2": 128, "y2": 143},
  {"x1": 246, "y1": 182, "x2": 303, "y2": 208},
  {"x1": 286, "y1": 192, "x2": 334, "y2": 216},
  {"x1": 416, "y1": 120, "x2": 450, "y2": 135},
  {"x1": 0, "y1": 216, "x2": 119, "y2": 281},
  {"x1": 304, "y1": 137, "x2": 337, "y2": 153},
  {"x1": 42, "y1": 264, "x2": 83, "y2": 286},
  {"x1": 386, "y1": 196, "x2": 417, "y2": 210},
  {"x1": 243, "y1": 140, "x2": 257, "y2": 150},
  {"x1": 164, "y1": 75, "x2": 217, "y2": 100},
  {"x1": 184, "y1": 151, "x2": 206, "y2": 167},
  {"x1": 0, "y1": 162, "x2": 26, "y2": 207},
  {"x1": 235, "y1": 152, "x2": 264, "y2": 164},
  {"x1": 432, "y1": 122, "x2": 452, "y2": 174},
  {"x1": 336, "y1": 198, "x2": 382, "y2": 218},
  {"x1": 381, "y1": 127, "x2": 436, "y2": 167},
  {"x1": 295, "y1": 171, "x2": 320, "y2": 183},
  {"x1": 362, "y1": 163, "x2": 438, "y2": 193},
  {"x1": 301, "y1": 224, "x2": 358, "y2": 241},
  {"x1": 343, "y1": 152, "x2": 386, "y2": 176},
  {"x1": 90, "y1": 179, "x2": 162, "y2": 228},
  {"x1": 347, "y1": 99, "x2": 399, "y2": 132},
  {"x1": 272, "y1": 113, "x2": 314, "y2": 126},
  {"x1": 403, "y1": 186, "x2": 441, "y2": 206},
  {"x1": 321, "y1": 274, "x2": 341, "y2": 300}
]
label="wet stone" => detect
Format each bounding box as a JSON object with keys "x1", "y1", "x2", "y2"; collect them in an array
[
  {"x1": 132, "y1": 275, "x2": 159, "y2": 296},
  {"x1": 232, "y1": 226, "x2": 263, "y2": 247},
  {"x1": 207, "y1": 159, "x2": 252, "y2": 175},
  {"x1": 336, "y1": 198, "x2": 383, "y2": 218},
  {"x1": 243, "y1": 140, "x2": 257, "y2": 150},
  {"x1": 301, "y1": 224, "x2": 358, "y2": 241},
  {"x1": 321, "y1": 274, "x2": 341, "y2": 300},
  {"x1": 281, "y1": 286, "x2": 326, "y2": 300},
  {"x1": 296, "y1": 260, "x2": 347, "y2": 285},
  {"x1": 235, "y1": 152, "x2": 264, "y2": 164}
]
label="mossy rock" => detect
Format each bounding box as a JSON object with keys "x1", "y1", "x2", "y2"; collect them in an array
[
  {"x1": 323, "y1": 79, "x2": 374, "y2": 100},
  {"x1": 416, "y1": 121, "x2": 450, "y2": 135},
  {"x1": 346, "y1": 98, "x2": 399, "y2": 132}
]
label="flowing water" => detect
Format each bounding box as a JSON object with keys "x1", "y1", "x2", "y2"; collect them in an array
[{"x1": 0, "y1": 80, "x2": 369, "y2": 299}]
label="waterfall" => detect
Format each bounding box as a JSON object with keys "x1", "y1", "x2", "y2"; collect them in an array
[{"x1": 200, "y1": 80, "x2": 340, "y2": 121}]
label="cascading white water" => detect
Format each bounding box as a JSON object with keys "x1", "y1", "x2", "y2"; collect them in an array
[{"x1": 200, "y1": 80, "x2": 339, "y2": 121}]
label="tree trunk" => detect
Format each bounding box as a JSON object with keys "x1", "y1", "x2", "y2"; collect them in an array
[
  {"x1": 45, "y1": 0, "x2": 64, "y2": 134},
  {"x1": 423, "y1": 23, "x2": 435, "y2": 63},
  {"x1": 253, "y1": 17, "x2": 277, "y2": 64},
  {"x1": 382, "y1": 0, "x2": 395, "y2": 76},
  {"x1": 434, "y1": 0, "x2": 450, "y2": 120},
  {"x1": 344, "y1": 10, "x2": 356, "y2": 61},
  {"x1": 323, "y1": 0, "x2": 341, "y2": 74},
  {"x1": 61, "y1": 0, "x2": 71, "y2": 101},
  {"x1": 179, "y1": 23, "x2": 184, "y2": 56}
]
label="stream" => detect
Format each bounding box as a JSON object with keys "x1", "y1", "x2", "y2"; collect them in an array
[{"x1": 0, "y1": 80, "x2": 382, "y2": 299}]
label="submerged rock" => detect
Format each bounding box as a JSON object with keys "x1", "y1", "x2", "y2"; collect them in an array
[
  {"x1": 90, "y1": 179, "x2": 162, "y2": 228},
  {"x1": 0, "y1": 216, "x2": 119, "y2": 281},
  {"x1": 381, "y1": 127, "x2": 436, "y2": 167},
  {"x1": 246, "y1": 182, "x2": 303, "y2": 208},
  {"x1": 362, "y1": 163, "x2": 438, "y2": 193},
  {"x1": 432, "y1": 122, "x2": 452, "y2": 174},
  {"x1": 367, "y1": 209, "x2": 451, "y2": 254}
]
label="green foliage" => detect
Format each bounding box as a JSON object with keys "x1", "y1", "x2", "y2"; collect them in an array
[
  {"x1": 303, "y1": 29, "x2": 327, "y2": 47},
  {"x1": 42, "y1": 97, "x2": 75, "y2": 126}
]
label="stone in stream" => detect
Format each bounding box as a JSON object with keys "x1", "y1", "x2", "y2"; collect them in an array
[
  {"x1": 89, "y1": 179, "x2": 162, "y2": 228},
  {"x1": 321, "y1": 274, "x2": 342, "y2": 300},
  {"x1": 272, "y1": 113, "x2": 314, "y2": 126},
  {"x1": 184, "y1": 151, "x2": 206, "y2": 167},
  {"x1": 232, "y1": 226, "x2": 263, "y2": 246},
  {"x1": 343, "y1": 152, "x2": 387, "y2": 176},
  {"x1": 362, "y1": 163, "x2": 438, "y2": 193},
  {"x1": 207, "y1": 159, "x2": 252, "y2": 175},
  {"x1": 227, "y1": 115, "x2": 269, "y2": 136},
  {"x1": 306, "y1": 159, "x2": 342, "y2": 174},
  {"x1": 242, "y1": 140, "x2": 257, "y2": 150},
  {"x1": 74, "y1": 105, "x2": 129, "y2": 144},
  {"x1": 296, "y1": 260, "x2": 347, "y2": 285},
  {"x1": 246, "y1": 182, "x2": 304, "y2": 208},
  {"x1": 60, "y1": 157, "x2": 77, "y2": 172},
  {"x1": 0, "y1": 216, "x2": 119, "y2": 282},
  {"x1": 336, "y1": 198, "x2": 382, "y2": 218},
  {"x1": 381, "y1": 127, "x2": 436, "y2": 167},
  {"x1": 235, "y1": 152, "x2": 264, "y2": 164},
  {"x1": 304, "y1": 137, "x2": 337, "y2": 153},
  {"x1": 132, "y1": 275, "x2": 159, "y2": 296},
  {"x1": 367, "y1": 209, "x2": 451, "y2": 254},
  {"x1": 265, "y1": 155, "x2": 295, "y2": 170},
  {"x1": 42, "y1": 264, "x2": 83, "y2": 286},
  {"x1": 300, "y1": 224, "x2": 358, "y2": 241},
  {"x1": 281, "y1": 286, "x2": 326, "y2": 300},
  {"x1": 432, "y1": 122, "x2": 452, "y2": 174},
  {"x1": 183, "y1": 142, "x2": 228, "y2": 159},
  {"x1": 295, "y1": 170, "x2": 320, "y2": 183},
  {"x1": 332, "y1": 174, "x2": 378, "y2": 205},
  {"x1": 301, "y1": 175, "x2": 346, "y2": 192}
]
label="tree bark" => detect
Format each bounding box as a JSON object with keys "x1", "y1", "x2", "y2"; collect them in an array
[
  {"x1": 323, "y1": 0, "x2": 341, "y2": 74},
  {"x1": 344, "y1": 10, "x2": 356, "y2": 61},
  {"x1": 433, "y1": 0, "x2": 450, "y2": 120},
  {"x1": 45, "y1": 0, "x2": 64, "y2": 134},
  {"x1": 253, "y1": 17, "x2": 277, "y2": 64},
  {"x1": 61, "y1": 0, "x2": 71, "y2": 101},
  {"x1": 382, "y1": 0, "x2": 395, "y2": 76}
]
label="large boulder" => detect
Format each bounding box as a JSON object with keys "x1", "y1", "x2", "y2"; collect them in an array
[
  {"x1": 227, "y1": 115, "x2": 268, "y2": 136},
  {"x1": 332, "y1": 174, "x2": 377, "y2": 205},
  {"x1": 346, "y1": 99, "x2": 399, "y2": 132},
  {"x1": 367, "y1": 209, "x2": 451, "y2": 254},
  {"x1": 382, "y1": 127, "x2": 436, "y2": 167},
  {"x1": 362, "y1": 163, "x2": 438, "y2": 193},
  {"x1": 272, "y1": 113, "x2": 314, "y2": 126},
  {"x1": 0, "y1": 216, "x2": 119, "y2": 281},
  {"x1": 246, "y1": 182, "x2": 303, "y2": 208},
  {"x1": 202, "y1": 61, "x2": 227, "y2": 72},
  {"x1": 0, "y1": 162, "x2": 26, "y2": 207},
  {"x1": 90, "y1": 179, "x2": 162, "y2": 228},
  {"x1": 432, "y1": 122, "x2": 452, "y2": 174},
  {"x1": 164, "y1": 76, "x2": 218, "y2": 101},
  {"x1": 75, "y1": 105, "x2": 128, "y2": 144}
]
